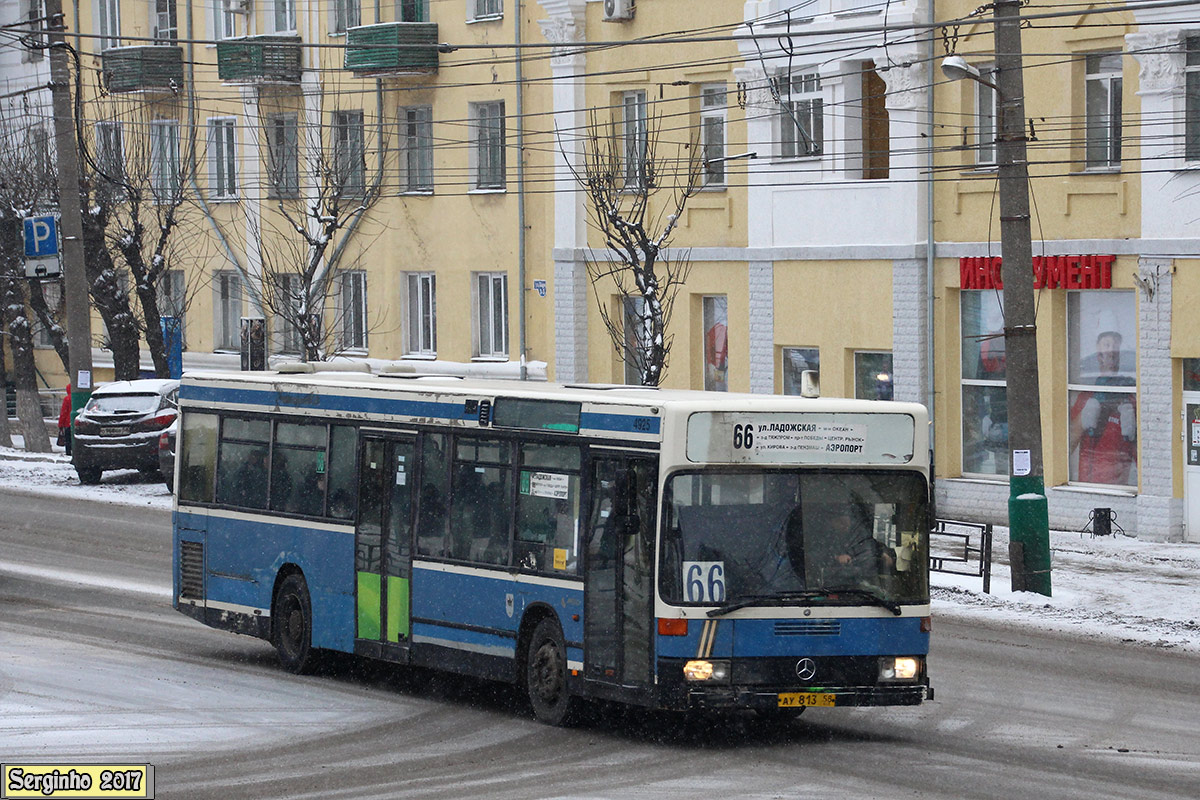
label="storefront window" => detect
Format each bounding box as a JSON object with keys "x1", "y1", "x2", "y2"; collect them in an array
[
  {"x1": 1183, "y1": 358, "x2": 1200, "y2": 392},
  {"x1": 961, "y1": 291, "x2": 1008, "y2": 476},
  {"x1": 1068, "y1": 291, "x2": 1137, "y2": 486},
  {"x1": 703, "y1": 295, "x2": 728, "y2": 392},
  {"x1": 782, "y1": 347, "x2": 819, "y2": 395},
  {"x1": 854, "y1": 351, "x2": 893, "y2": 401}
]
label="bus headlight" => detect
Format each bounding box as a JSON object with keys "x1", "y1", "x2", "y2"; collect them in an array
[
  {"x1": 683, "y1": 659, "x2": 730, "y2": 682},
  {"x1": 879, "y1": 656, "x2": 921, "y2": 682}
]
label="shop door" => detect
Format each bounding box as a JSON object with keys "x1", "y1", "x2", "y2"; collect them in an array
[
  {"x1": 584, "y1": 454, "x2": 658, "y2": 686},
  {"x1": 355, "y1": 435, "x2": 416, "y2": 658},
  {"x1": 1185, "y1": 402, "x2": 1200, "y2": 543}
]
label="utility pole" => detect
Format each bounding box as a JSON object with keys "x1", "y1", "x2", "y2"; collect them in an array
[
  {"x1": 44, "y1": 0, "x2": 94, "y2": 435},
  {"x1": 993, "y1": 0, "x2": 1051, "y2": 595}
]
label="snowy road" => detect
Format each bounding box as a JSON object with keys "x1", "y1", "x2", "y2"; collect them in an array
[{"x1": 1, "y1": 486, "x2": 1199, "y2": 798}]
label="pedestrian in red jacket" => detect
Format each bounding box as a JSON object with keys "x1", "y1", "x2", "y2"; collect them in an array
[{"x1": 57, "y1": 384, "x2": 72, "y2": 455}]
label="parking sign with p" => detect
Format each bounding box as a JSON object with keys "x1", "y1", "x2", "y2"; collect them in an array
[{"x1": 23, "y1": 214, "x2": 61, "y2": 278}]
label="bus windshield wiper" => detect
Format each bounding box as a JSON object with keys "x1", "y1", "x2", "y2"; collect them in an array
[
  {"x1": 706, "y1": 590, "x2": 836, "y2": 618},
  {"x1": 814, "y1": 586, "x2": 904, "y2": 616}
]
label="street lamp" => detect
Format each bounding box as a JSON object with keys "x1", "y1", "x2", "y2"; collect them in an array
[{"x1": 940, "y1": 0, "x2": 1052, "y2": 597}]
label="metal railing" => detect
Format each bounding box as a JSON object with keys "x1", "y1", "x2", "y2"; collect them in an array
[{"x1": 930, "y1": 519, "x2": 993, "y2": 594}]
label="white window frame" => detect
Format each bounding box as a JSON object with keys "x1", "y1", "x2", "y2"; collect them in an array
[
  {"x1": 96, "y1": 0, "x2": 120, "y2": 51},
  {"x1": 22, "y1": 0, "x2": 44, "y2": 62},
  {"x1": 95, "y1": 121, "x2": 125, "y2": 186},
  {"x1": 473, "y1": 272, "x2": 508, "y2": 358},
  {"x1": 150, "y1": 119, "x2": 181, "y2": 203},
  {"x1": 700, "y1": 84, "x2": 727, "y2": 188},
  {"x1": 273, "y1": 0, "x2": 297, "y2": 34},
  {"x1": 400, "y1": 0, "x2": 426, "y2": 22},
  {"x1": 212, "y1": 0, "x2": 236, "y2": 41},
  {"x1": 778, "y1": 70, "x2": 823, "y2": 159},
  {"x1": 622, "y1": 90, "x2": 648, "y2": 189},
  {"x1": 266, "y1": 114, "x2": 299, "y2": 199},
  {"x1": 333, "y1": 109, "x2": 366, "y2": 198},
  {"x1": 960, "y1": 292, "x2": 1007, "y2": 476},
  {"x1": 214, "y1": 271, "x2": 243, "y2": 351},
  {"x1": 469, "y1": 0, "x2": 502, "y2": 22},
  {"x1": 272, "y1": 273, "x2": 303, "y2": 354},
  {"x1": 399, "y1": 105, "x2": 433, "y2": 193},
  {"x1": 33, "y1": 279, "x2": 61, "y2": 349},
  {"x1": 702, "y1": 294, "x2": 728, "y2": 392},
  {"x1": 339, "y1": 271, "x2": 368, "y2": 352},
  {"x1": 471, "y1": 101, "x2": 506, "y2": 191},
  {"x1": 1085, "y1": 51, "x2": 1123, "y2": 169},
  {"x1": 158, "y1": 268, "x2": 187, "y2": 349},
  {"x1": 152, "y1": 0, "x2": 177, "y2": 43},
  {"x1": 405, "y1": 272, "x2": 437, "y2": 356},
  {"x1": 208, "y1": 117, "x2": 237, "y2": 200},
  {"x1": 330, "y1": 0, "x2": 360, "y2": 35},
  {"x1": 975, "y1": 66, "x2": 998, "y2": 167},
  {"x1": 1185, "y1": 36, "x2": 1200, "y2": 162}
]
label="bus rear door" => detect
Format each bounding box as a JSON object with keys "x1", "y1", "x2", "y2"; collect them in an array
[{"x1": 355, "y1": 433, "x2": 416, "y2": 661}]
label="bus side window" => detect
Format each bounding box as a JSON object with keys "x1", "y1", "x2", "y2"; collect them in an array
[
  {"x1": 327, "y1": 425, "x2": 358, "y2": 520},
  {"x1": 178, "y1": 412, "x2": 218, "y2": 503},
  {"x1": 450, "y1": 439, "x2": 511, "y2": 566},
  {"x1": 216, "y1": 417, "x2": 270, "y2": 509},
  {"x1": 515, "y1": 443, "x2": 581, "y2": 574},
  {"x1": 416, "y1": 433, "x2": 449, "y2": 557}
]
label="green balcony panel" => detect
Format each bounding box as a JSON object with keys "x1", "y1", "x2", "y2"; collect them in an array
[
  {"x1": 345, "y1": 23, "x2": 439, "y2": 75},
  {"x1": 101, "y1": 46, "x2": 184, "y2": 94},
  {"x1": 217, "y1": 35, "x2": 303, "y2": 84}
]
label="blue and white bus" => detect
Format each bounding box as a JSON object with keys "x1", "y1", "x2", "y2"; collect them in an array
[{"x1": 172, "y1": 366, "x2": 932, "y2": 724}]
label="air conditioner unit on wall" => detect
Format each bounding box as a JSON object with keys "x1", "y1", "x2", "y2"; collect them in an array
[{"x1": 603, "y1": 0, "x2": 635, "y2": 23}]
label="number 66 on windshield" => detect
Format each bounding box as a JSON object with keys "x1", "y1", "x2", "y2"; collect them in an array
[{"x1": 683, "y1": 561, "x2": 726, "y2": 603}]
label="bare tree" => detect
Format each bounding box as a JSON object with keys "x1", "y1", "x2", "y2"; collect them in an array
[
  {"x1": 0, "y1": 103, "x2": 56, "y2": 452},
  {"x1": 570, "y1": 106, "x2": 701, "y2": 386},
  {"x1": 253, "y1": 102, "x2": 387, "y2": 362}
]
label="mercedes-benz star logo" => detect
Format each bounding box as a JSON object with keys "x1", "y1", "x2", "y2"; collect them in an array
[{"x1": 795, "y1": 658, "x2": 817, "y2": 681}]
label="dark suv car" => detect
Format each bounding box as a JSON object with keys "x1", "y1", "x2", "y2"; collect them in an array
[{"x1": 72, "y1": 379, "x2": 180, "y2": 484}]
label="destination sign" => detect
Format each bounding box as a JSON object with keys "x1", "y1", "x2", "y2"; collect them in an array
[{"x1": 686, "y1": 412, "x2": 915, "y2": 465}]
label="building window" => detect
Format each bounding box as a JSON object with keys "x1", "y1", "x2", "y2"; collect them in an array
[
  {"x1": 95, "y1": 121, "x2": 125, "y2": 185},
  {"x1": 339, "y1": 271, "x2": 367, "y2": 351},
  {"x1": 1068, "y1": 291, "x2": 1137, "y2": 486},
  {"x1": 153, "y1": 0, "x2": 177, "y2": 43},
  {"x1": 208, "y1": 118, "x2": 236, "y2": 199},
  {"x1": 700, "y1": 84, "x2": 726, "y2": 187},
  {"x1": 266, "y1": 114, "x2": 299, "y2": 199},
  {"x1": 22, "y1": 0, "x2": 44, "y2": 62},
  {"x1": 622, "y1": 90, "x2": 648, "y2": 188},
  {"x1": 158, "y1": 268, "x2": 186, "y2": 348},
  {"x1": 854, "y1": 351, "x2": 893, "y2": 401},
  {"x1": 702, "y1": 295, "x2": 728, "y2": 392},
  {"x1": 399, "y1": 105, "x2": 433, "y2": 193},
  {"x1": 971, "y1": 66, "x2": 998, "y2": 166},
  {"x1": 96, "y1": 0, "x2": 120, "y2": 50},
  {"x1": 333, "y1": 110, "x2": 366, "y2": 197},
  {"x1": 471, "y1": 0, "x2": 501, "y2": 21},
  {"x1": 1186, "y1": 37, "x2": 1200, "y2": 162},
  {"x1": 1085, "y1": 52, "x2": 1123, "y2": 168},
  {"x1": 860, "y1": 63, "x2": 889, "y2": 179},
  {"x1": 472, "y1": 101, "x2": 506, "y2": 190},
  {"x1": 274, "y1": 0, "x2": 297, "y2": 33},
  {"x1": 400, "y1": 0, "x2": 426, "y2": 21},
  {"x1": 474, "y1": 272, "x2": 508, "y2": 358},
  {"x1": 623, "y1": 295, "x2": 647, "y2": 385},
  {"x1": 272, "y1": 273, "x2": 303, "y2": 354},
  {"x1": 778, "y1": 70, "x2": 823, "y2": 158},
  {"x1": 782, "y1": 347, "x2": 820, "y2": 396},
  {"x1": 215, "y1": 271, "x2": 243, "y2": 351},
  {"x1": 33, "y1": 279, "x2": 61, "y2": 349},
  {"x1": 213, "y1": 0, "x2": 236, "y2": 39},
  {"x1": 150, "y1": 119, "x2": 180, "y2": 202},
  {"x1": 961, "y1": 291, "x2": 1007, "y2": 476},
  {"x1": 406, "y1": 272, "x2": 436, "y2": 356},
  {"x1": 332, "y1": 0, "x2": 360, "y2": 33}
]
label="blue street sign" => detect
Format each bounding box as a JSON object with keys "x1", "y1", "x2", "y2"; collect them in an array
[{"x1": 23, "y1": 215, "x2": 59, "y2": 259}]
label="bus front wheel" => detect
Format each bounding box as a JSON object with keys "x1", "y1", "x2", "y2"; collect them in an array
[
  {"x1": 273, "y1": 573, "x2": 315, "y2": 674},
  {"x1": 525, "y1": 617, "x2": 579, "y2": 726}
]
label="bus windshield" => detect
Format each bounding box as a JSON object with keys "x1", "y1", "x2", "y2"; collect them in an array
[{"x1": 660, "y1": 470, "x2": 929, "y2": 608}]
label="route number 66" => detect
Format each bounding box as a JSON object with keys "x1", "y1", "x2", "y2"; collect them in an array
[
  {"x1": 683, "y1": 561, "x2": 726, "y2": 603},
  {"x1": 732, "y1": 423, "x2": 754, "y2": 450}
]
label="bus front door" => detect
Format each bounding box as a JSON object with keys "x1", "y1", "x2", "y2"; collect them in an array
[
  {"x1": 584, "y1": 455, "x2": 658, "y2": 689},
  {"x1": 355, "y1": 435, "x2": 416, "y2": 661}
]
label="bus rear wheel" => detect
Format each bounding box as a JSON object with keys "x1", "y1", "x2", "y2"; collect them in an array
[
  {"x1": 525, "y1": 617, "x2": 579, "y2": 726},
  {"x1": 273, "y1": 573, "x2": 315, "y2": 674}
]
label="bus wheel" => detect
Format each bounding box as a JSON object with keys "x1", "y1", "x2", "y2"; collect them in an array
[
  {"x1": 273, "y1": 574, "x2": 315, "y2": 674},
  {"x1": 525, "y1": 617, "x2": 578, "y2": 726}
]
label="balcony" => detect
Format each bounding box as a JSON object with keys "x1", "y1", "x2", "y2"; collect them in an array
[
  {"x1": 216, "y1": 35, "x2": 303, "y2": 84},
  {"x1": 345, "y1": 23, "x2": 439, "y2": 76},
  {"x1": 100, "y1": 46, "x2": 184, "y2": 94}
]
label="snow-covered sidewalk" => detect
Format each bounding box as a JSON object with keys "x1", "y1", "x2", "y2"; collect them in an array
[{"x1": 1, "y1": 443, "x2": 1197, "y2": 653}]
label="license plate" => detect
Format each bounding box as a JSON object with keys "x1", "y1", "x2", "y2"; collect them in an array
[
  {"x1": 101, "y1": 426, "x2": 130, "y2": 437},
  {"x1": 778, "y1": 692, "x2": 835, "y2": 708}
]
